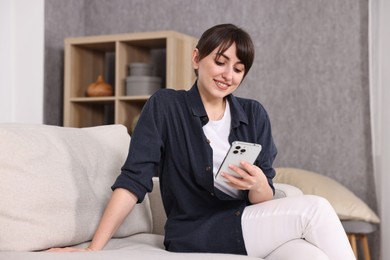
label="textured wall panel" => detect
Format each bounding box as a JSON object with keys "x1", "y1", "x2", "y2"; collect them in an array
[
  {"x1": 44, "y1": 0, "x2": 86, "y2": 125},
  {"x1": 44, "y1": 0, "x2": 373, "y2": 200}
]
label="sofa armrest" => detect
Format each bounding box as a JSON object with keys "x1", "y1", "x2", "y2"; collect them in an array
[
  {"x1": 149, "y1": 177, "x2": 166, "y2": 235},
  {"x1": 273, "y1": 183, "x2": 303, "y2": 199}
]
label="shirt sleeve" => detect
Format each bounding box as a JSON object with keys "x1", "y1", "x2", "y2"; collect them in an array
[
  {"x1": 111, "y1": 92, "x2": 165, "y2": 203},
  {"x1": 255, "y1": 104, "x2": 278, "y2": 194}
]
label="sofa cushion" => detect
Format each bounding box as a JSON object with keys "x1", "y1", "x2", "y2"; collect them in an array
[
  {"x1": 274, "y1": 167, "x2": 380, "y2": 224},
  {"x1": 1, "y1": 234, "x2": 261, "y2": 259},
  {"x1": 0, "y1": 124, "x2": 152, "y2": 251}
]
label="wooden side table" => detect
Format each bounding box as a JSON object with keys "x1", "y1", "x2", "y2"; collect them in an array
[{"x1": 342, "y1": 220, "x2": 378, "y2": 260}]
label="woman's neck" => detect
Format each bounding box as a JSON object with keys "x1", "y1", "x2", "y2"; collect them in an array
[{"x1": 203, "y1": 98, "x2": 226, "y2": 121}]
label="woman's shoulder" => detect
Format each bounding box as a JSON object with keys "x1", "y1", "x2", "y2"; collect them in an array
[
  {"x1": 234, "y1": 95, "x2": 267, "y2": 113},
  {"x1": 230, "y1": 96, "x2": 272, "y2": 125},
  {"x1": 150, "y1": 88, "x2": 186, "y2": 100},
  {"x1": 146, "y1": 88, "x2": 188, "y2": 112}
]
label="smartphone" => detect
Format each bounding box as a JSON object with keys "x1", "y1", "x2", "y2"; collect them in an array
[{"x1": 215, "y1": 141, "x2": 262, "y2": 182}]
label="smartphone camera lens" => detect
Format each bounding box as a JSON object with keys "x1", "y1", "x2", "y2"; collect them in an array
[
  {"x1": 240, "y1": 149, "x2": 246, "y2": 153},
  {"x1": 233, "y1": 150, "x2": 239, "y2": 154}
]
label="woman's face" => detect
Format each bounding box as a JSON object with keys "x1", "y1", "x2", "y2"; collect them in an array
[{"x1": 192, "y1": 43, "x2": 245, "y2": 102}]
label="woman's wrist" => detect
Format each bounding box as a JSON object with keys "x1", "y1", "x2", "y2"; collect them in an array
[{"x1": 248, "y1": 181, "x2": 273, "y2": 204}]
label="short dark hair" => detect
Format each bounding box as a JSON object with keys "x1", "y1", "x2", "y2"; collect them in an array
[{"x1": 195, "y1": 24, "x2": 255, "y2": 78}]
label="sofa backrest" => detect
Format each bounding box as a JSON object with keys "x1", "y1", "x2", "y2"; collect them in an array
[{"x1": 0, "y1": 124, "x2": 153, "y2": 251}]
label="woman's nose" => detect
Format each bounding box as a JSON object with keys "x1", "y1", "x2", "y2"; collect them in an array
[{"x1": 222, "y1": 66, "x2": 233, "y2": 81}]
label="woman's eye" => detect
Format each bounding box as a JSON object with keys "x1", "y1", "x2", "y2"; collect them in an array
[
  {"x1": 215, "y1": 60, "x2": 224, "y2": 66},
  {"x1": 234, "y1": 67, "x2": 244, "y2": 73}
]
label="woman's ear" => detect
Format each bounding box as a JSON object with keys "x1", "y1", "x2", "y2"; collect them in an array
[{"x1": 192, "y1": 48, "x2": 200, "y2": 69}]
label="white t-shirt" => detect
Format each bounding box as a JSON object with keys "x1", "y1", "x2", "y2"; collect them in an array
[{"x1": 202, "y1": 101, "x2": 243, "y2": 199}]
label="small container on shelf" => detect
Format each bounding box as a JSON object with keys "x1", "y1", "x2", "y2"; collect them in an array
[
  {"x1": 126, "y1": 62, "x2": 161, "y2": 96},
  {"x1": 126, "y1": 76, "x2": 161, "y2": 95},
  {"x1": 128, "y1": 62, "x2": 154, "y2": 76}
]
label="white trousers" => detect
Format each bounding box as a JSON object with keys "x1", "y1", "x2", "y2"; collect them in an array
[{"x1": 241, "y1": 195, "x2": 356, "y2": 260}]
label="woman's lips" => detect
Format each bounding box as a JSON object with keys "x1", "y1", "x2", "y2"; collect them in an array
[{"x1": 215, "y1": 80, "x2": 229, "y2": 90}]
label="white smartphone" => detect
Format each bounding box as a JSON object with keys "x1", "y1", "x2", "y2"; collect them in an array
[{"x1": 215, "y1": 141, "x2": 262, "y2": 182}]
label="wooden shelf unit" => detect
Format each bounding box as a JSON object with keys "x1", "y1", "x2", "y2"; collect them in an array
[{"x1": 63, "y1": 31, "x2": 197, "y2": 132}]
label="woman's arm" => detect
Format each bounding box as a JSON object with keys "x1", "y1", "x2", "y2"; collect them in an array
[
  {"x1": 88, "y1": 188, "x2": 138, "y2": 251},
  {"x1": 48, "y1": 188, "x2": 137, "y2": 252}
]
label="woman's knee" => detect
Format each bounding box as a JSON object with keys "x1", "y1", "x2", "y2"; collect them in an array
[
  {"x1": 303, "y1": 195, "x2": 333, "y2": 209},
  {"x1": 300, "y1": 195, "x2": 338, "y2": 221}
]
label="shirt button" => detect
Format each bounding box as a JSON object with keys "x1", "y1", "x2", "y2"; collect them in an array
[
  {"x1": 206, "y1": 139, "x2": 211, "y2": 144},
  {"x1": 235, "y1": 211, "x2": 241, "y2": 216},
  {"x1": 210, "y1": 192, "x2": 215, "y2": 196},
  {"x1": 205, "y1": 166, "x2": 212, "y2": 171}
]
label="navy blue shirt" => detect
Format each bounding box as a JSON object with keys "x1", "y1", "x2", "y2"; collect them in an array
[{"x1": 112, "y1": 83, "x2": 277, "y2": 255}]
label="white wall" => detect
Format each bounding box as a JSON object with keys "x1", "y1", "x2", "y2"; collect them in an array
[
  {"x1": 0, "y1": 0, "x2": 44, "y2": 123},
  {"x1": 379, "y1": 1, "x2": 390, "y2": 258},
  {"x1": 370, "y1": 0, "x2": 390, "y2": 259}
]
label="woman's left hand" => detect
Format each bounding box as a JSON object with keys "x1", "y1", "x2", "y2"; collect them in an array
[{"x1": 221, "y1": 161, "x2": 273, "y2": 203}]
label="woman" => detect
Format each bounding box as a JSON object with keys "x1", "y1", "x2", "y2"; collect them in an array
[{"x1": 50, "y1": 24, "x2": 355, "y2": 259}]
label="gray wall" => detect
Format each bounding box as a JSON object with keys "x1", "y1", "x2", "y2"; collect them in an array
[{"x1": 44, "y1": 0, "x2": 377, "y2": 257}]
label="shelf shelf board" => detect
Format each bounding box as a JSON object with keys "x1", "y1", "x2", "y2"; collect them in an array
[
  {"x1": 69, "y1": 96, "x2": 151, "y2": 103},
  {"x1": 70, "y1": 97, "x2": 115, "y2": 104},
  {"x1": 118, "y1": 95, "x2": 151, "y2": 101}
]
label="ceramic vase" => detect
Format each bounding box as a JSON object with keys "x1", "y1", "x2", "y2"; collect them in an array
[{"x1": 86, "y1": 75, "x2": 113, "y2": 97}]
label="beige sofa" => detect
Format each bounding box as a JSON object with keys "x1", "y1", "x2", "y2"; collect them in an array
[{"x1": 0, "y1": 124, "x2": 329, "y2": 260}]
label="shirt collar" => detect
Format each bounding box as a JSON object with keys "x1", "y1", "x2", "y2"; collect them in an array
[{"x1": 187, "y1": 81, "x2": 248, "y2": 127}]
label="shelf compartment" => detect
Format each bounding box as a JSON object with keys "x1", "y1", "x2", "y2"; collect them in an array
[
  {"x1": 66, "y1": 41, "x2": 116, "y2": 98},
  {"x1": 67, "y1": 101, "x2": 115, "y2": 128},
  {"x1": 117, "y1": 39, "x2": 167, "y2": 97},
  {"x1": 116, "y1": 100, "x2": 147, "y2": 134}
]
